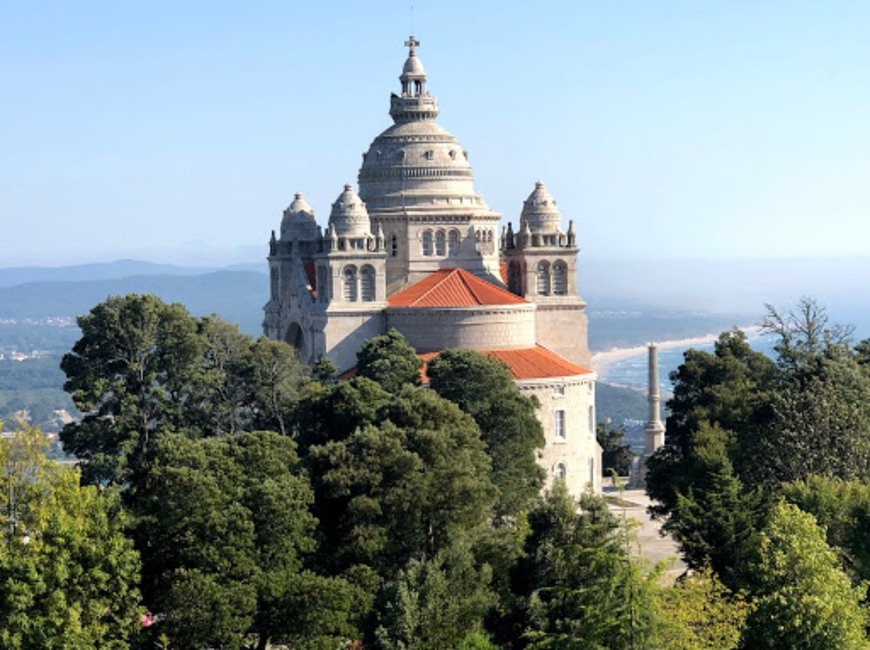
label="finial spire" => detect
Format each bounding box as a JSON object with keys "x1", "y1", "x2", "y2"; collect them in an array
[{"x1": 405, "y1": 35, "x2": 420, "y2": 55}]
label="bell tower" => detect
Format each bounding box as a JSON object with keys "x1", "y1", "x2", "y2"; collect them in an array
[{"x1": 502, "y1": 181, "x2": 590, "y2": 367}]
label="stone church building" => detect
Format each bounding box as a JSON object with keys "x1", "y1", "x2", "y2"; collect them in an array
[{"x1": 264, "y1": 37, "x2": 601, "y2": 494}]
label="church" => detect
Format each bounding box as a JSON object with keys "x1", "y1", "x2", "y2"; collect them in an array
[{"x1": 264, "y1": 37, "x2": 601, "y2": 494}]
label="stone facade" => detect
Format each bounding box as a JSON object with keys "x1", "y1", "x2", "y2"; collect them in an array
[{"x1": 264, "y1": 36, "x2": 601, "y2": 496}]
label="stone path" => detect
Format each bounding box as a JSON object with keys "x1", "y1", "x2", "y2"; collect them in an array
[{"x1": 604, "y1": 488, "x2": 686, "y2": 582}]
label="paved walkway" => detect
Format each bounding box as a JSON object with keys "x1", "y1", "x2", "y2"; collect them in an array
[{"x1": 604, "y1": 487, "x2": 686, "y2": 582}]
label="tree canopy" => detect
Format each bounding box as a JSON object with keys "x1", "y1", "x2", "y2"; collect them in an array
[
  {"x1": 0, "y1": 423, "x2": 142, "y2": 649},
  {"x1": 428, "y1": 349, "x2": 545, "y2": 517}
]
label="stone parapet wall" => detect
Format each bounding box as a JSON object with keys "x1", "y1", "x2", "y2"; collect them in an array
[{"x1": 387, "y1": 305, "x2": 536, "y2": 352}]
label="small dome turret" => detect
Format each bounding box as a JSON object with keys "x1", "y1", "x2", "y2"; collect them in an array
[
  {"x1": 280, "y1": 192, "x2": 320, "y2": 241},
  {"x1": 520, "y1": 181, "x2": 562, "y2": 235},
  {"x1": 328, "y1": 183, "x2": 371, "y2": 238},
  {"x1": 390, "y1": 35, "x2": 439, "y2": 123}
]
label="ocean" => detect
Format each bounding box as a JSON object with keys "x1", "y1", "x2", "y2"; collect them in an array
[{"x1": 597, "y1": 333, "x2": 778, "y2": 393}]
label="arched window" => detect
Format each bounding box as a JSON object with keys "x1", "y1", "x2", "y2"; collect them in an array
[
  {"x1": 588, "y1": 405, "x2": 595, "y2": 434},
  {"x1": 435, "y1": 230, "x2": 446, "y2": 256},
  {"x1": 536, "y1": 261, "x2": 551, "y2": 296},
  {"x1": 552, "y1": 261, "x2": 568, "y2": 295},
  {"x1": 360, "y1": 265, "x2": 375, "y2": 302},
  {"x1": 343, "y1": 266, "x2": 357, "y2": 302},
  {"x1": 390, "y1": 233, "x2": 398, "y2": 257},
  {"x1": 554, "y1": 462, "x2": 567, "y2": 482},
  {"x1": 422, "y1": 230, "x2": 433, "y2": 256},
  {"x1": 448, "y1": 229, "x2": 460, "y2": 255}
]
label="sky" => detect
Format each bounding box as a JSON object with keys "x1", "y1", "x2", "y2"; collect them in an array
[{"x1": 3, "y1": 1, "x2": 870, "y2": 267}]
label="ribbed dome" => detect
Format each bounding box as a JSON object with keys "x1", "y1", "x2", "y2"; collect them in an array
[
  {"x1": 521, "y1": 181, "x2": 562, "y2": 234},
  {"x1": 280, "y1": 192, "x2": 320, "y2": 241},
  {"x1": 328, "y1": 184, "x2": 371, "y2": 237}
]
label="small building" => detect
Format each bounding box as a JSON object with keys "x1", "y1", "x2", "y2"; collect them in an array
[{"x1": 264, "y1": 37, "x2": 600, "y2": 494}]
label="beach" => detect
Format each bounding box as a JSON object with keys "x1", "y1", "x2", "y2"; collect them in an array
[{"x1": 591, "y1": 325, "x2": 761, "y2": 377}]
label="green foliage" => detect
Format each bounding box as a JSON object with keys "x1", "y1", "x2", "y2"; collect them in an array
[
  {"x1": 0, "y1": 423, "x2": 142, "y2": 649},
  {"x1": 375, "y1": 535, "x2": 497, "y2": 649},
  {"x1": 134, "y1": 430, "x2": 355, "y2": 650},
  {"x1": 741, "y1": 500, "x2": 870, "y2": 650},
  {"x1": 60, "y1": 295, "x2": 308, "y2": 488},
  {"x1": 651, "y1": 567, "x2": 749, "y2": 650},
  {"x1": 510, "y1": 485, "x2": 659, "y2": 650},
  {"x1": 646, "y1": 328, "x2": 777, "y2": 516},
  {"x1": 428, "y1": 349, "x2": 545, "y2": 517},
  {"x1": 356, "y1": 328, "x2": 422, "y2": 394},
  {"x1": 60, "y1": 294, "x2": 207, "y2": 487},
  {"x1": 305, "y1": 384, "x2": 497, "y2": 578},
  {"x1": 596, "y1": 423, "x2": 635, "y2": 477},
  {"x1": 783, "y1": 476, "x2": 870, "y2": 583},
  {"x1": 663, "y1": 424, "x2": 766, "y2": 591}
]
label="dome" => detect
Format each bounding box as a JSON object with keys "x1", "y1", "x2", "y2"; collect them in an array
[
  {"x1": 280, "y1": 192, "x2": 320, "y2": 241},
  {"x1": 402, "y1": 53, "x2": 425, "y2": 77},
  {"x1": 520, "y1": 181, "x2": 562, "y2": 234},
  {"x1": 328, "y1": 183, "x2": 371, "y2": 238},
  {"x1": 358, "y1": 120, "x2": 486, "y2": 213}
]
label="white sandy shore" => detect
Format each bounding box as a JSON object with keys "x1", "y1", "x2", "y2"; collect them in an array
[{"x1": 591, "y1": 325, "x2": 761, "y2": 376}]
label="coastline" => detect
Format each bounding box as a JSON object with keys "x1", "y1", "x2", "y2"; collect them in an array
[{"x1": 591, "y1": 325, "x2": 761, "y2": 377}]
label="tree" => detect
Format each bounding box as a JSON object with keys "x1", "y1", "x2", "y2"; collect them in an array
[
  {"x1": 356, "y1": 328, "x2": 422, "y2": 394},
  {"x1": 596, "y1": 423, "x2": 635, "y2": 477},
  {"x1": 427, "y1": 349, "x2": 545, "y2": 517},
  {"x1": 249, "y1": 336, "x2": 309, "y2": 435},
  {"x1": 0, "y1": 423, "x2": 142, "y2": 649},
  {"x1": 508, "y1": 484, "x2": 658, "y2": 650},
  {"x1": 662, "y1": 423, "x2": 766, "y2": 591},
  {"x1": 305, "y1": 385, "x2": 497, "y2": 578},
  {"x1": 741, "y1": 500, "x2": 869, "y2": 649},
  {"x1": 60, "y1": 295, "x2": 309, "y2": 490},
  {"x1": 646, "y1": 329, "x2": 777, "y2": 517},
  {"x1": 783, "y1": 476, "x2": 870, "y2": 583},
  {"x1": 374, "y1": 535, "x2": 496, "y2": 649},
  {"x1": 134, "y1": 431, "x2": 356, "y2": 650},
  {"x1": 650, "y1": 567, "x2": 749, "y2": 650},
  {"x1": 60, "y1": 294, "x2": 207, "y2": 487}
]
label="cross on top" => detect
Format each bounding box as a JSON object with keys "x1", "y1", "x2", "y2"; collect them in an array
[{"x1": 405, "y1": 35, "x2": 420, "y2": 55}]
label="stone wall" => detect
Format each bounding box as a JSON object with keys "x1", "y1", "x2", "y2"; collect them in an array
[
  {"x1": 520, "y1": 375, "x2": 601, "y2": 495},
  {"x1": 387, "y1": 304, "x2": 536, "y2": 352}
]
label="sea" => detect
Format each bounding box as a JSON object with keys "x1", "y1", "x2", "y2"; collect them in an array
[{"x1": 597, "y1": 332, "x2": 778, "y2": 394}]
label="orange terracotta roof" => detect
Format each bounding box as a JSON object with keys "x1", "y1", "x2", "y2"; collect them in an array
[
  {"x1": 340, "y1": 346, "x2": 590, "y2": 384},
  {"x1": 420, "y1": 346, "x2": 592, "y2": 381},
  {"x1": 388, "y1": 268, "x2": 526, "y2": 308},
  {"x1": 499, "y1": 261, "x2": 508, "y2": 284}
]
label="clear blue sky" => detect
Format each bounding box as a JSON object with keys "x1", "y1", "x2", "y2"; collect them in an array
[{"x1": 3, "y1": 1, "x2": 869, "y2": 266}]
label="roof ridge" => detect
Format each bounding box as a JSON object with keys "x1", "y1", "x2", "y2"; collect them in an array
[
  {"x1": 408, "y1": 268, "x2": 453, "y2": 306},
  {"x1": 456, "y1": 268, "x2": 485, "y2": 304}
]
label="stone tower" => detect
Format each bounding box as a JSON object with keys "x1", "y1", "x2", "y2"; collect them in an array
[{"x1": 502, "y1": 183, "x2": 591, "y2": 367}]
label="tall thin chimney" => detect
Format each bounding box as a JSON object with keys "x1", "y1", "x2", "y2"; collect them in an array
[{"x1": 644, "y1": 343, "x2": 665, "y2": 455}]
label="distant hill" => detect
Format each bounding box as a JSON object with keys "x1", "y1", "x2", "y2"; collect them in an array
[
  {"x1": 0, "y1": 259, "x2": 228, "y2": 288},
  {"x1": 0, "y1": 271, "x2": 267, "y2": 335}
]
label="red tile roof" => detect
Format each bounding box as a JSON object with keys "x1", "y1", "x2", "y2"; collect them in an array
[
  {"x1": 419, "y1": 346, "x2": 592, "y2": 381},
  {"x1": 388, "y1": 268, "x2": 526, "y2": 308}
]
